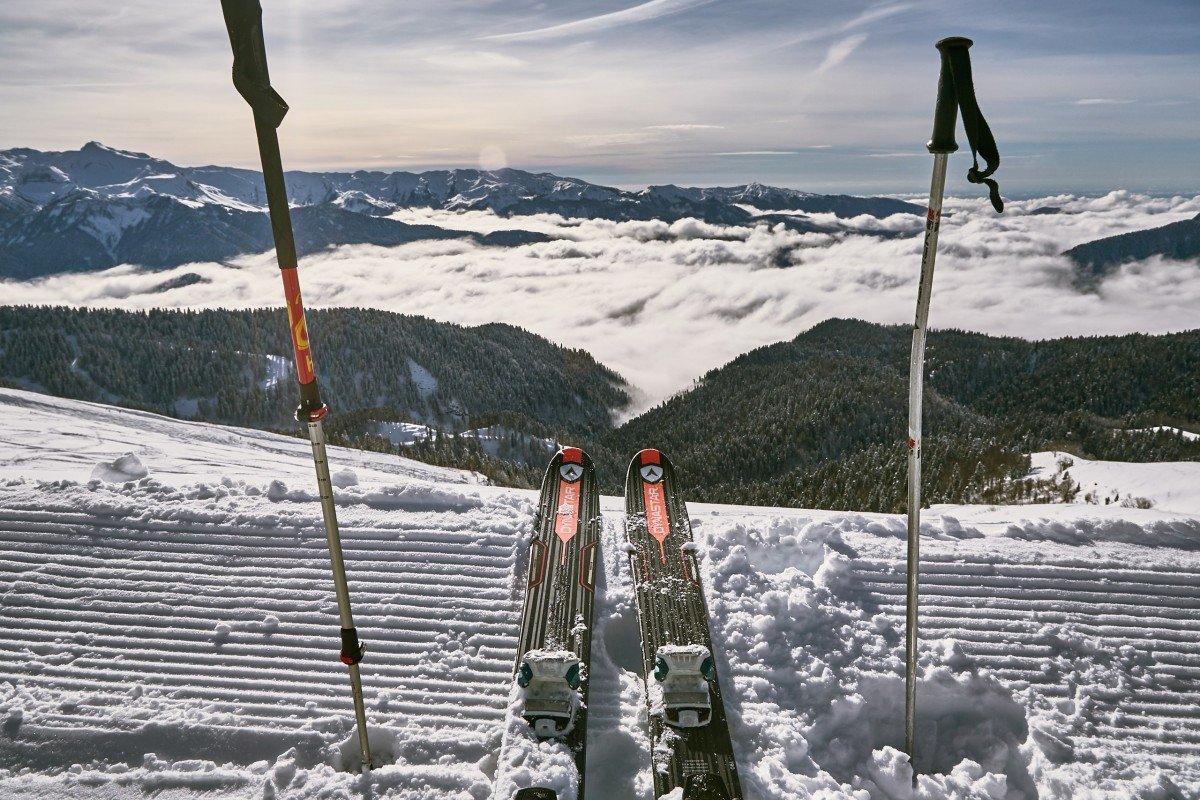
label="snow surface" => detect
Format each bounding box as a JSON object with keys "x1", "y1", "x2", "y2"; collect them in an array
[
  {"x1": 0, "y1": 388, "x2": 1198, "y2": 799},
  {"x1": 1127, "y1": 427, "x2": 1200, "y2": 443},
  {"x1": 260, "y1": 355, "x2": 291, "y2": 391},
  {"x1": 460, "y1": 425, "x2": 560, "y2": 460},
  {"x1": 1029, "y1": 450, "x2": 1200, "y2": 516},
  {"x1": 375, "y1": 421, "x2": 435, "y2": 447},
  {"x1": 406, "y1": 359, "x2": 439, "y2": 400}
]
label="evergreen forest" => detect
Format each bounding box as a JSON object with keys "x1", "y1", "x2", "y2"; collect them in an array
[{"x1": 2, "y1": 307, "x2": 1196, "y2": 511}]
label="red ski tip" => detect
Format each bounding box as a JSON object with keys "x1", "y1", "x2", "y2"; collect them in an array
[
  {"x1": 561, "y1": 447, "x2": 584, "y2": 464},
  {"x1": 638, "y1": 449, "x2": 662, "y2": 466}
]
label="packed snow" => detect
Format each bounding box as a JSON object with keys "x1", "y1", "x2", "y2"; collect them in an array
[{"x1": 1, "y1": 388, "x2": 1198, "y2": 799}]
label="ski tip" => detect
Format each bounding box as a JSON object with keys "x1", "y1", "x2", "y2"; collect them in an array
[
  {"x1": 560, "y1": 446, "x2": 586, "y2": 464},
  {"x1": 552, "y1": 446, "x2": 592, "y2": 485},
  {"x1": 635, "y1": 448, "x2": 662, "y2": 466},
  {"x1": 682, "y1": 773, "x2": 733, "y2": 800},
  {"x1": 628, "y1": 448, "x2": 671, "y2": 485},
  {"x1": 514, "y1": 789, "x2": 558, "y2": 800}
]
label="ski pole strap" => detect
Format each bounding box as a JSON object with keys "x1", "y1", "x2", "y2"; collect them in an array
[
  {"x1": 934, "y1": 37, "x2": 1003, "y2": 212},
  {"x1": 221, "y1": 0, "x2": 289, "y2": 128},
  {"x1": 339, "y1": 627, "x2": 364, "y2": 665}
]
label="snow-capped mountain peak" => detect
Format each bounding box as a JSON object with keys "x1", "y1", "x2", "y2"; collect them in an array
[{"x1": 0, "y1": 143, "x2": 925, "y2": 279}]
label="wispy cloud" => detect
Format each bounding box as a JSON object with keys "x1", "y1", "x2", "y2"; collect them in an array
[
  {"x1": 646, "y1": 124, "x2": 724, "y2": 131},
  {"x1": 779, "y1": 2, "x2": 913, "y2": 48},
  {"x1": 1073, "y1": 98, "x2": 1135, "y2": 106},
  {"x1": 713, "y1": 150, "x2": 798, "y2": 156},
  {"x1": 846, "y1": 2, "x2": 914, "y2": 28},
  {"x1": 421, "y1": 50, "x2": 528, "y2": 71},
  {"x1": 816, "y1": 33, "x2": 869, "y2": 74},
  {"x1": 481, "y1": 0, "x2": 719, "y2": 43},
  {"x1": 565, "y1": 131, "x2": 660, "y2": 148},
  {"x1": 566, "y1": 123, "x2": 722, "y2": 149}
]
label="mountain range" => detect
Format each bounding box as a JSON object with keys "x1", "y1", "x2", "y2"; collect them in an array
[{"x1": 0, "y1": 142, "x2": 924, "y2": 279}]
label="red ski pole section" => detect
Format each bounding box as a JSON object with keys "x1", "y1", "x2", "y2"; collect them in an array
[
  {"x1": 280, "y1": 268, "x2": 316, "y2": 386},
  {"x1": 643, "y1": 480, "x2": 670, "y2": 563},
  {"x1": 554, "y1": 480, "x2": 581, "y2": 561}
]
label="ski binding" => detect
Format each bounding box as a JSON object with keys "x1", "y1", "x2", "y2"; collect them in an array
[
  {"x1": 653, "y1": 644, "x2": 716, "y2": 729},
  {"x1": 517, "y1": 649, "x2": 582, "y2": 738}
]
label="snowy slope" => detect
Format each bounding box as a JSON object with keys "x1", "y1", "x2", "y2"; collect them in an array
[
  {"x1": 1, "y1": 388, "x2": 1198, "y2": 799},
  {"x1": 1030, "y1": 450, "x2": 1200, "y2": 516}
]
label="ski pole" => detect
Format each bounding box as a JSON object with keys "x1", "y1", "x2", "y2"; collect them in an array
[
  {"x1": 219, "y1": 0, "x2": 373, "y2": 769},
  {"x1": 905, "y1": 36, "x2": 1002, "y2": 778}
]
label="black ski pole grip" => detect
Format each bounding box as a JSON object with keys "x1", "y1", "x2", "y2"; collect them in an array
[
  {"x1": 339, "y1": 627, "x2": 364, "y2": 665},
  {"x1": 928, "y1": 37, "x2": 971, "y2": 154},
  {"x1": 296, "y1": 383, "x2": 326, "y2": 423},
  {"x1": 221, "y1": 0, "x2": 289, "y2": 128}
]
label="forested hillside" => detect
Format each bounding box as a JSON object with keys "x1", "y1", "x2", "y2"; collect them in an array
[
  {"x1": 594, "y1": 319, "x2": 1200, "y2": 509},
  {"x1": 0, "y1": 305, "x2": 628, "y2": 439},
  {"x1": 1065, "y1": 212, "x2": 1200, "y2": 285},
  {"x1": 2, "y1": 307, "x2": 1196, "y2": 508}
]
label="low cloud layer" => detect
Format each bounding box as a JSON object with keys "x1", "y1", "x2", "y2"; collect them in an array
[{"x1": 5, "y1": 192, "x2": 1198, "y2": 414}]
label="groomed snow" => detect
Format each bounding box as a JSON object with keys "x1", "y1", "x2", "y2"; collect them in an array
[{"x1": 0, "y1": 388, "x2": 1197, "y2": 799}]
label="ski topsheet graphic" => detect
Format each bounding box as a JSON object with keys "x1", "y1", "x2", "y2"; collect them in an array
[
  {"x1": 495, "y1": 447, "x2": 601, "y2": 800},
  {"x1": 626, "y1": 449, "x2": 742, "y2": 800}
]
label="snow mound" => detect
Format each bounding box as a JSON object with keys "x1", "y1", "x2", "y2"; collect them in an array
[
  {"x1": 699, "y1": 514, "x2": 1045, "y2": 797},
  {"x1": 89, "y1": 452, "x2": 149, "y2": 482},
  {"x1": 492, "y1": 683, "x2": 581, "y2": 800},
  {"x1": 331, "y1": 468, "x2": 359, "y2": 488}
]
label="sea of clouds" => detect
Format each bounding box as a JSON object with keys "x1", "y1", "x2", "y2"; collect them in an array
[{"x1": 6, "y1": 190, "x2": 1198, "y2": 413}]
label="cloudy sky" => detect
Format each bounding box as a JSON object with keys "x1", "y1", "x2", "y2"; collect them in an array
[{"x1": 2, "y1": 0, "x2": 1197, "y2": 195}]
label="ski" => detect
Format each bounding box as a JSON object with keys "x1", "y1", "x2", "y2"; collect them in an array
[
  {"x1": 625, "y1": 449, "x2": 742, "y2": 800},
  {"x1": 500, "y1": 447, "x2": 601, "y2": 800}
]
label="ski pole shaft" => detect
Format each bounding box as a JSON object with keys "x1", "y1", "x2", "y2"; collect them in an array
[
  {"x1": 219, "y1": 0, "x2": 372, "y2": 768},
  {"x1": 905, "y1": 151, "x2": 948, "y2": 764},
  {"x1": 905, "y1": 35, "x2": 967, "y2": 777},
  {"x1": 307, "y1": 420, "x2": 372, "y2": 760}
]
